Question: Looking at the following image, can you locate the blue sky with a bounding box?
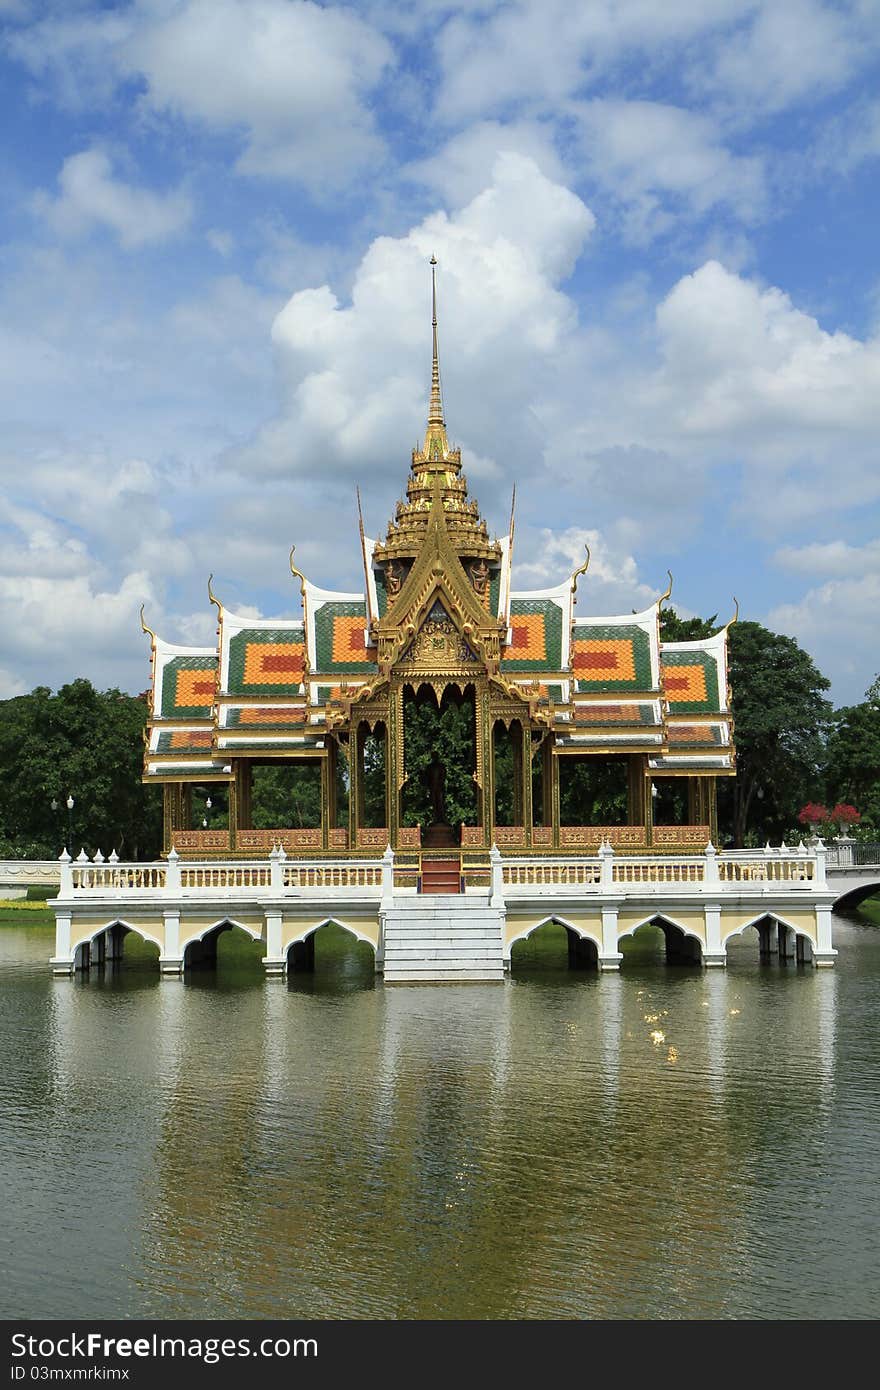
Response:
[1,0,878,705]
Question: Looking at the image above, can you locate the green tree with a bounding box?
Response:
[401,691,477,828]
[559,759,628,825]
[0,679,162,858]
[719,622,832,846]
[824,678,880,836]
[658,606,718,641]
[250,764,323,828]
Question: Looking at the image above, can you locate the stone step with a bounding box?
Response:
[384,968,504,983]
[386,953,501,963]
[382,895,505,982]
[383,934,500,945]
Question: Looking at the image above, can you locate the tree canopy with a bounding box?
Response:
[0,679,161,859]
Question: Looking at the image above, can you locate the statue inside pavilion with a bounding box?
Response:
[141,260,735,883]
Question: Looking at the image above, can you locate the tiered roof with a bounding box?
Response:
[142,261,734,783]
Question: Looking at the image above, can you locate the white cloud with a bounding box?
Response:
[434,0,753,121]
[653,259,880,435]
[242,154,595,488]
[767,572,880,701]
[698,0,874,115]
[407,119,565,206]
[34,149,192,249]
[569,100,766,241]
[10,0,393,190]
[127,0,393,186]
[513,524,658,614]
[206,229,235,258]
[775,539,880,577]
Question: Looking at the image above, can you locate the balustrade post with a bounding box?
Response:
[381,845,395,908]
[704,840,719,885]
[599,838,614,889]
[269,844,284,894]
[165,847,181,894]
[58,849,73,897]
[490,844,505,909]
[814,838,827,888]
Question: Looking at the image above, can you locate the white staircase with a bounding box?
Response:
[381,895,505,983]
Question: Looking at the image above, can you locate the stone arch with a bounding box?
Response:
[831,879,880,911]
[723,911,814,963]
[72,918,162,970]
[285,916,378,973]
[287,916,378,952]
[618,912,704,966]
[181,917,263,969]
[507,914,601,970]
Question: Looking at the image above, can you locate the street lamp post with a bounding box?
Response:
[66,794,74,856]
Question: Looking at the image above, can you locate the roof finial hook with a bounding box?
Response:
[207,573,222,616]
[571,544,591,599]
[724,596,740,630]
[139,604,157,642]
[289,545,307,603]
[659,569,673,605]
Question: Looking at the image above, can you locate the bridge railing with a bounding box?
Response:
[56,847,388,901]
[824,840,880,869]
[54,841,828,903]
[500,841,824,895]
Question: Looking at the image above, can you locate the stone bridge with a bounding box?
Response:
[826,866,880,910]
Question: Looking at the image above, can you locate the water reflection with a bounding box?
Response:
[1,913,876,1318]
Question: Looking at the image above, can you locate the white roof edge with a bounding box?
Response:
[661,629,727,654]
[221,607,303,634]
[510,578,572,602]
[153,636,216,658]
[305,580,365,606]
[573,601,658,628]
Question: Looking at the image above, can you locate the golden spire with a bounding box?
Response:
[429,256,443,428]
[423,255,450,461]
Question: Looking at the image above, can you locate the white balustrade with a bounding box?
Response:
[54,842,826,906]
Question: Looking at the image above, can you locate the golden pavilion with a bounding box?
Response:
[141,262,735,877]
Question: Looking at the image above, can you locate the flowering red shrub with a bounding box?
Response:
[798,802,829,825]
[829,803,861,826]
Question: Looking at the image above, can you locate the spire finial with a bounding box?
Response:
[428,255,444,431]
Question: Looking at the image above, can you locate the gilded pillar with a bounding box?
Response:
[522,724,534,849]
[327,739,338,831]
[688,776,700,825]
[388,687,402,849]
[162,785,174,853]
[383,724,392,836]
[707,776,718,844]
[541,737,552,828]
[481,690,495,849]
[645,776,654,848]
[320,757,329,849]
[348,721,361,851]
[628,755,647,828]
[357,725,367,832]
[237,762,252,830]
[512,722,524,827]
[228,769,239,851]
[551,748,561,850]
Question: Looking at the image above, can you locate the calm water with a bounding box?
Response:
[1,913,879,1321]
